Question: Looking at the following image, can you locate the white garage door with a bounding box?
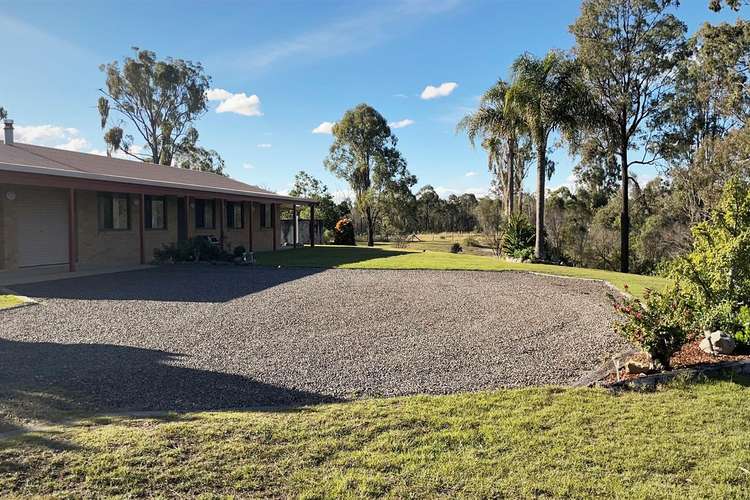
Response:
[15,188,69,267]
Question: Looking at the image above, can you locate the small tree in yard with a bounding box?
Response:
[289,171,342,231]
[324,104,416,246]
[476,197,505,256]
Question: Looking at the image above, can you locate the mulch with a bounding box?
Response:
[605,339,750,384]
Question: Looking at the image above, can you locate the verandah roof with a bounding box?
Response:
[0,141,314,205]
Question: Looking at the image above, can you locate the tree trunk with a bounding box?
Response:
[507,139,515,215]
[366,205,375,247]
[620,148,630,273]
[535,143,546,260]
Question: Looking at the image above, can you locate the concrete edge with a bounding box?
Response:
[605,359,750,390]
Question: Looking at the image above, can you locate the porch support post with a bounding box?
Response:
[139,193,145,264]
[248,201,254,251]
[68,188,77,272]
[186,196,192,240]
[310,203,315,248]
[292,204,298,248]
[272,203,277,251]
[218,198,225,248]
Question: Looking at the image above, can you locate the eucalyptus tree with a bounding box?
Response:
[457,80,525,215]
[505,50,592,259]
[570,0,687,272]
[97,47,213,166]
[708,0,746,10]
[0,107,7,120]
[324,103,416,246]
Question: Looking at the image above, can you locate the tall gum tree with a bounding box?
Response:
[570,0,687,273]
[324,103,415,246]
[97,47,212,166]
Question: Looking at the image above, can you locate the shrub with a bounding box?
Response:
[667,178,750,338]
[322,229,334,244]
[233,245,246,258]
[333,218,356,245]
[153,243,179,263]
[511,247,534,261]
[736,306,750,346]
[502,213,535,256]
[450,243,462,253]
[462,236,480,248]
[613,288,694,370]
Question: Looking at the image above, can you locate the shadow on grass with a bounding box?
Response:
[0,338,340,444]
[10,265,325,303]
[255,245,411,268]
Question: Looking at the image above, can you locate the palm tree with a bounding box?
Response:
[457,80,524,216]
[505,51,591,259]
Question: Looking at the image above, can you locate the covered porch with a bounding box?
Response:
[0,173,316,277]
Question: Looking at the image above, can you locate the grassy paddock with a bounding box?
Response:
[1,378,749,498]
[258,244,668,298]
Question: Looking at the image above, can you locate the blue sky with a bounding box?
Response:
[0,0,739,201]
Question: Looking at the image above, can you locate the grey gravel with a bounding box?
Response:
[1,266,630,412]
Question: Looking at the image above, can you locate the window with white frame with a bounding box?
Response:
[145,196,167,230]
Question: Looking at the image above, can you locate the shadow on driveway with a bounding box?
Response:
[9,265,324,303]
[0,338,339,435]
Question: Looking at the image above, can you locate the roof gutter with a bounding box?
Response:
[0,161,316,204]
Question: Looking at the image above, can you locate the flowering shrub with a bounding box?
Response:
[613,287,694,370]
[333,218,355,245]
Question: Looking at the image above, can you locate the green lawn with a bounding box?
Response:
[258,244,669,298]
[0,294,24,310]
[2,378,749,498]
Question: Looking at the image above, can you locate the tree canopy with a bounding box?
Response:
[570,0,687,272]
[505,50,593,259]
[97,47,221,172]
[324,103,416,246]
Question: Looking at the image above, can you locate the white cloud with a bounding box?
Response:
[421,82,458,100]
[312,121,335,134]
[57,137,90,152]
[207,88,263,116]
[205,88,233,101]
[465,171,478,177]
[549,174,577,192]
[243,162,256,170]
[389,118,415,129]
[434,186,489,198]
[332,189,354,203]
[256,143,272,148]
[14,124,80,145]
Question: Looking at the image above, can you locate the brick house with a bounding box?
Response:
[0,120,315,275]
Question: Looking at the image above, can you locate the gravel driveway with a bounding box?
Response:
[1,266,629,412]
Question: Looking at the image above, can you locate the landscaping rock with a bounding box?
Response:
[625,353,652,374]
[699,330,736,355]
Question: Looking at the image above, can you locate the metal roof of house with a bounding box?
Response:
[0,141,314,204]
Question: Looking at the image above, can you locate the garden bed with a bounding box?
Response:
[605,340,750,384]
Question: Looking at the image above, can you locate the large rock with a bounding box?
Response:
[625,353,652,374]
[699,330,736,355]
